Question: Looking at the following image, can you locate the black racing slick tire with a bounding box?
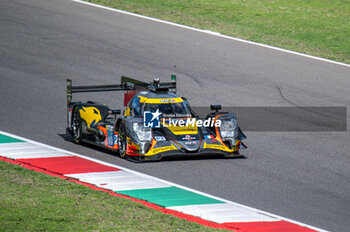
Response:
[118,123,127,158]
[72,107,82,144]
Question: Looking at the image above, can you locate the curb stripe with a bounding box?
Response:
[1,148,65,156]
[67,171,171,191]
[17,156,120,175]
[2,152,72,159]
[116,186,224,207]
[222,221,318,232]
[0,142,39,150]
[0,142,73,159]
[0,134,24,143]
[168,203,279,223]
[0,131,326,231]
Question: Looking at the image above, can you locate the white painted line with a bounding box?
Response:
[169,203,279,223]
[72,0,349,68]
[0,131,327,232]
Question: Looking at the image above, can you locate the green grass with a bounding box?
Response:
[87,0,350,64]
[0,161,228,232]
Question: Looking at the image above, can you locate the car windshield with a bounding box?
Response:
[143,102,191,117]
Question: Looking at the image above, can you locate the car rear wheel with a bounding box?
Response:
[118,123,127,158]
[72,107,82,144]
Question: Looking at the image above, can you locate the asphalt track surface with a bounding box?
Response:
[1,0,349,231]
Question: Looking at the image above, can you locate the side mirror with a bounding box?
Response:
[211,104,221,112]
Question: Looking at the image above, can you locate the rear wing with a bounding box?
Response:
[67,75,177,106]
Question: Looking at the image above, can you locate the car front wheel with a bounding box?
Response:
[118,123,127,158]
[72,107,82,144]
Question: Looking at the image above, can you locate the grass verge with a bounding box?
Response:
[0,161,227,232]
[86,0,350,64]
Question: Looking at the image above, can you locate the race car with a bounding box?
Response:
[66,75,246,161]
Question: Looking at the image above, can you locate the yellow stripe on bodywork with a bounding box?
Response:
[138,96,183,104]
[145,144,177,156]
[203,142,233,152]
[124,106,131,116]
[79,106,102,127]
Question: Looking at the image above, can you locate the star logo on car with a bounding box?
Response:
[151,109,162,121]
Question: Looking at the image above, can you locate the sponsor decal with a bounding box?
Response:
[163,113,191,118]
[163,117,221,128]
[160,99,176,103]
[144,109,161,128]
[182,135,196,140]
[146,145,176,155]
[143,110,221,128]
[155,136,166,141]
[204,144,225,149]
[155,141,169,147]
[184,141,197,145]
[107,125,114,146]
[203,142,233,152]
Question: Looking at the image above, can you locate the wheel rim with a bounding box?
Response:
[72,109,81,139]
[118,125,127,157]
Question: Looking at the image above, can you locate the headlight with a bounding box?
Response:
[133,123,152,142]
[219,119,237,138]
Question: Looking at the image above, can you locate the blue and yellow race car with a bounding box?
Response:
[66,76,246,161]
